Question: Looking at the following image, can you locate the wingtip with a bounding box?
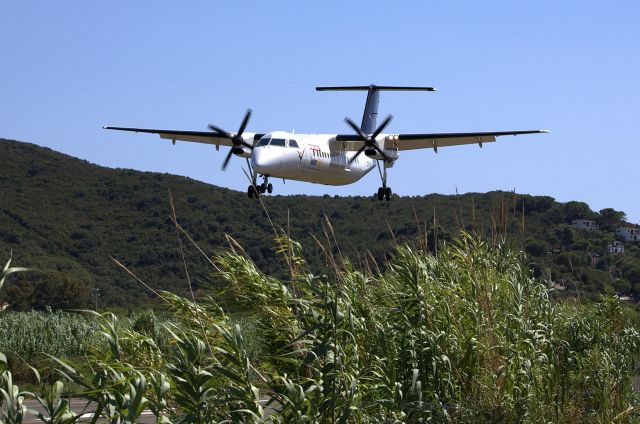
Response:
[541,129,550,133]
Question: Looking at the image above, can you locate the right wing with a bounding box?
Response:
[391,130,548,151]
[335,129,548,151]
[103,126,264,147]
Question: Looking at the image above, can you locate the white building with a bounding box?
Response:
[608,241,624,254]
[615,227,640,242]
[572,219,598,230]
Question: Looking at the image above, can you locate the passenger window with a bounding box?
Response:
[289,139,299,148]
[271,138,286,147]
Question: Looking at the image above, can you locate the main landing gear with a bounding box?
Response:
[377,186,392,201]
[374,160,392,201]
[247,174,273,198]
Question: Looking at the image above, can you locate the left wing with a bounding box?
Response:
[335,130,548,151]
[103,126,264,147]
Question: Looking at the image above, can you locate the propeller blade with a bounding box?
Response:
[237,109,252,136]
[344,117,367,140]
[221,149,234,171]
[240,140,254,150]
[208,124,232,139]
[348,145,367,165]
[372,115,393,139]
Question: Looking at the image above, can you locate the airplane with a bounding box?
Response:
[104,85,548,201]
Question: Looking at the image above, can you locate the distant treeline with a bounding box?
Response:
[1,138,639,310]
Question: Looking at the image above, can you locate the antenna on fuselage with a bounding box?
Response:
[315,85,436,134]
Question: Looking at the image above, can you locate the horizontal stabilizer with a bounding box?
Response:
[316,85,436,92]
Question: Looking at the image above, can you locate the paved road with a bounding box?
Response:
[23,398,275,423]
[23,399,156,423]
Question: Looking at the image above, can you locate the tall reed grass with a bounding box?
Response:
[2,234,640,422]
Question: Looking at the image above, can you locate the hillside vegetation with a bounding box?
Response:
[1,138,639,310]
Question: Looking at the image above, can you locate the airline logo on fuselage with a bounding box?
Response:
[309,144,321,166]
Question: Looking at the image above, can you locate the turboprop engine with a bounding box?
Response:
[208,109,255,170]
[231,143,253,158]
[364,145,399,162]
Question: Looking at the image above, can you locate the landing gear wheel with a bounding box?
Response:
[248,185,259,198]
[385,187,392,201]
[260,183,267,194]
[267,183,273,194]
[377,187,384,201]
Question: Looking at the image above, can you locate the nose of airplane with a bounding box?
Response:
[251,147,277,172]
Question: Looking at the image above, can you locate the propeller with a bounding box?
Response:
[208,109,254,170]
[344,114,393,165]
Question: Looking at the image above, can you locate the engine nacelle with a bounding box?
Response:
[364,145,399,162]
[232,145,252,158]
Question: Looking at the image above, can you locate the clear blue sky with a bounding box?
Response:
[2,1,639,221]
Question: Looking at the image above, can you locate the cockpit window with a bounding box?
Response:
[289,139,299,148]
[271,138,286,147]
[256,136,270,147]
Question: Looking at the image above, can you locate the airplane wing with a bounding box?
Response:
[335,130,548,151]
[103,126,264,147]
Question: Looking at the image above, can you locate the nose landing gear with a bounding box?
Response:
[260,182,273,194]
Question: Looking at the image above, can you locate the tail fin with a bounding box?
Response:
[316,85,436,133]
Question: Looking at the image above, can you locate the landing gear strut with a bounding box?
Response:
[375,161,391,201]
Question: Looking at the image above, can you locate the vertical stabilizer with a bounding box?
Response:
[361,86,380,134]
[316,85,436,134]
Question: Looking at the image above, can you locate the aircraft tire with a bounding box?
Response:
[377,187,384,201]
[247,185,254,198]
[260,183,267,193]
[267,183,273,194]
[385,187,392,201]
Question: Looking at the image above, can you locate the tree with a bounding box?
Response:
[598,208,626,230]
[525,239,548,257]
[556,226,576,247]
[563,201,595,223]
[31,270,91,310]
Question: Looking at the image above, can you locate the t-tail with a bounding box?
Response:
[316,84,436,134]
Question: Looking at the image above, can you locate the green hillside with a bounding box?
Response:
[1,138,639,310]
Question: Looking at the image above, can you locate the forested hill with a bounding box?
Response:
[2,138,639,310]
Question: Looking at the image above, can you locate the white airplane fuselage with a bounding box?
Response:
[251,131,383,186]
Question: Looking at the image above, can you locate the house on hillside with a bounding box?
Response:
[572,219,598,230]
[615,227,640,242]
[608,241,625,254]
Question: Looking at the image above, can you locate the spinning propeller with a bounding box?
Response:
[208,109,254,170]
[344,115,393,165]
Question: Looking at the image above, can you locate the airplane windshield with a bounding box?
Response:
[256,137,270,147]
[271,138,286,147]
[289,139,299,148]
